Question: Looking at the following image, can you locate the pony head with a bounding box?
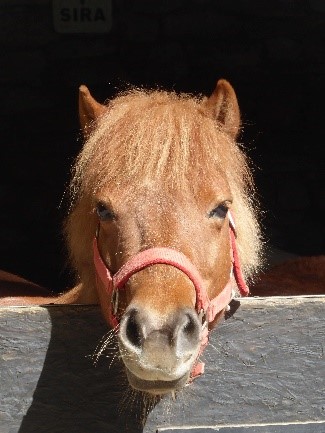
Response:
[65,80,262,395]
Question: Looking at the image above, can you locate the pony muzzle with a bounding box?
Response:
[118,306,202,393]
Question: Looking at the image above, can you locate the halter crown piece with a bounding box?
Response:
[93,211,249,381]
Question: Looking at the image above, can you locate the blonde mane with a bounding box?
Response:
[66,88,263,294]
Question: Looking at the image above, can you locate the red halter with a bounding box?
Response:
[93,211,249,380]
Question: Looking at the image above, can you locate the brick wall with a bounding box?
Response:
[0,0,324,290]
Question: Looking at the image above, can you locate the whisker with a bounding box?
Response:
[91,327,119,366]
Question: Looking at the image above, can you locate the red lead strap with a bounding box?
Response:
[93,211,249,379]
[228,211,250,297]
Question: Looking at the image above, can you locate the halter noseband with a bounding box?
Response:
[93,211,249,380]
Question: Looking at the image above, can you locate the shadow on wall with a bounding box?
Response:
[12,306,159,433]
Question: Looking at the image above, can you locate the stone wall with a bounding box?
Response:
[0,0,324,290]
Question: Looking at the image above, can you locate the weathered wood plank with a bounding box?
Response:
[0,297,324,433]
[157,421,325,432]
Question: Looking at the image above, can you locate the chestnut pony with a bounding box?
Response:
[0,80,263,395]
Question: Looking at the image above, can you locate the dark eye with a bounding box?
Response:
[208,203,229,219]
[96,202,115,221]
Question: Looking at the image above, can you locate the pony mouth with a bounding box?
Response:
[125,368,189,395]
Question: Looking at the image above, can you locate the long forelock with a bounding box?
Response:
[68,88,263,281]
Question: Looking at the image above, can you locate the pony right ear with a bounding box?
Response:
[78,85,106,136]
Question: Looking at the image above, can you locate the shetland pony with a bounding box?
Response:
[1,80,264,394]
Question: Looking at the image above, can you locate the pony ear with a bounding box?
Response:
[205,79,241,138]
[79,85,106,135]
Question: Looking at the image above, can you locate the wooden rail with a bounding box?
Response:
[1,296,324,433]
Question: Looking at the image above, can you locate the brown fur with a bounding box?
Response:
[251,256,325,296]
[0,270,53,306]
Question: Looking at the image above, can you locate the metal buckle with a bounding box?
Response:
[228,211,236,237]
[198,309,208,329]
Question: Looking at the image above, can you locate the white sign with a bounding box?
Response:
[53,0,112,34]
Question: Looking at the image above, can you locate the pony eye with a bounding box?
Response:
[208,203,229,219]
[96,202,115,221]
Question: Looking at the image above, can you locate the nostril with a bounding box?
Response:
[175,310,201,351]
[125,309,143,349]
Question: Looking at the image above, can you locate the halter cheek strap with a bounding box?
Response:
[93,211,249,379]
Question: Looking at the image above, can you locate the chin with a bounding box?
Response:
[125,368,190,396]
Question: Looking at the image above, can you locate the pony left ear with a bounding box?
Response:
[205,79,241,139]
[79,85,106,135]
